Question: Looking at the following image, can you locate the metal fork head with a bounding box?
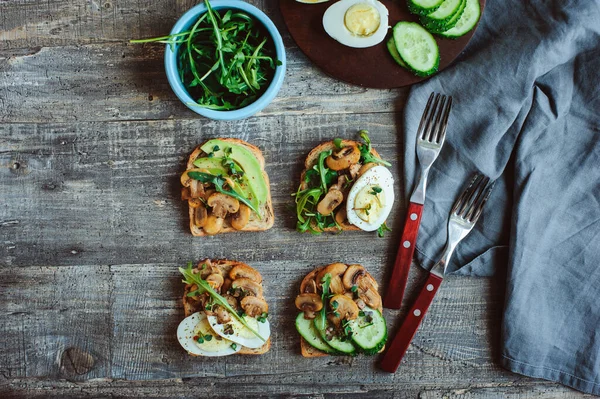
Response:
[417,92,453,148]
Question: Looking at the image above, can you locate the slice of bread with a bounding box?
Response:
[299,140,384,233]
[183,259,271,356]
[183,138,274,236]
[296,263,384,358]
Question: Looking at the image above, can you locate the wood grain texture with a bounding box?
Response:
[0,0,589,397]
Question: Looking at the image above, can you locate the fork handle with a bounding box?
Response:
[383,202,423,309]
[380,272,443,373]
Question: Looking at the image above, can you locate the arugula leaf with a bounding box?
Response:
[377,222,392,238]
[333,138,343,149]
[188,171,261,218]
[317,150,332,193]
[314,273,332,333]
[180,262,266,342]
[358,130,392,167]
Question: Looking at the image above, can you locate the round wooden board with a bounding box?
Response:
[280,0,485,88]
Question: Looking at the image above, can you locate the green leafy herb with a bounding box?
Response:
[179,262,266,342]
[333,138,343,149]
[231,343,237,350]
[130,0,280,111]
[314,273,332,334]
[358,130,391,167]
[257,312,268,323]
[351,286,359,293]
[377,222,392,238]
[204,334,213,341]
[370,186,383,195]
[197,336,205,344]
[187,171,261,218]
[317,150,332,194]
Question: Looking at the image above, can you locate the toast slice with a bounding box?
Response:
[182,138,274,236]
[297,138,386,233]
[296,263,385,357]
[183,259,271,355]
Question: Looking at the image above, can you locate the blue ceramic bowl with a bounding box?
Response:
[164,0,286,120]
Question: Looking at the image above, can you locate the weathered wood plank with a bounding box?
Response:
[1,261,508,382]
[0,43,405,123]
[0,113,405,269]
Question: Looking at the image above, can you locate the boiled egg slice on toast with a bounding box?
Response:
[177,312,241,356]
[346,165,394,231]
[207,313,271,349]
[323,0,389,48]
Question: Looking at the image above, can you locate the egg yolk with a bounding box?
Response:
[354,184,386,223]
[344,3,381,37]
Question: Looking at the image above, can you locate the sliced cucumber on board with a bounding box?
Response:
[392,22,440,77]
[386,38,408,68]
[439,0,481,38]
[348,307,388,354]
[421,0,466,33]
[420,0,463,26]
[407,0,445,16]
[295,313,337,354]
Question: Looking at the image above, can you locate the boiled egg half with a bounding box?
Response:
[346,165,394,231]
[207,314,271,349]
[323,0,389,48]
[177,312,241,357]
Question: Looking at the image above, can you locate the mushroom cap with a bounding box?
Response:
[329,294,359,325]
[299,267,321,294]
[231,278,263,298]
[206,273,224,291]
[342,264,367,290]
[357,275,381,309]
[326,144,361,171]
[241,296,269,317]
[231,204,251,230]
[194,203,208,228]
[229,264,262,284]
[295,293,323,313]
[316,189,344,216]
[316,263,348,290]
[207,193,240,218]
[214,304,231,324]
[203,214,224,235]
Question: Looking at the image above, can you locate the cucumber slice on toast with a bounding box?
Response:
[295,312,337,354]
[407,0,444,16]
[349,307,388,354]
[421,0,463,26]
[392,22,440,77]
[439,0,480,38]
[314,319,357,355]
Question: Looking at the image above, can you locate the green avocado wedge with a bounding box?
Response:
[200,139,269,208]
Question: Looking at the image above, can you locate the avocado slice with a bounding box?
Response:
[192,157,251,205]
[200,140,268,206]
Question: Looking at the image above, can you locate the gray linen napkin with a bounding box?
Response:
[402,0,600,394]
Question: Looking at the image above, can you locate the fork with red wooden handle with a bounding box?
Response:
[384,93,452,309]
[380,174,495,372]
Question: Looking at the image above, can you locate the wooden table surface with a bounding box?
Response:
[0,1,590,398]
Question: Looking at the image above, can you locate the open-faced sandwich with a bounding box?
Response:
[181,138,274,236]
[177,260,271,356]
[295,263,387,356]
[293,130,394,235]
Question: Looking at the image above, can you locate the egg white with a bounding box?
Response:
[322,0,389,48]
[346,165,395,231]
[207,313,271,349]
[177,312,241,357]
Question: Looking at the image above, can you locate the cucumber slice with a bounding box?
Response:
[392,22,440,77]
[295,313,337,354]
[407,0,444,16]
[422,0,466,33]
[421,0,462,26]
[439,0,480,38]
[314,319,357,355]
[386,38,407,68]
[349,307,387,355]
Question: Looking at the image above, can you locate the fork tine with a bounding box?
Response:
[435,96,452,144]
[416,93,435,140]
[470,181,495,222]
[427,95,447,142]
[464,176,490,220]
[451,174,479,214]
[421,93,441,140]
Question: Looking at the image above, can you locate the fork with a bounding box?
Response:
[384,92,453,309]
[380,174,495,373]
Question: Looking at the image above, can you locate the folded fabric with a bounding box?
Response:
[402,0,600,395]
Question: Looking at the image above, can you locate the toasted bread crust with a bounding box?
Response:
[297,264,384,358]
[299,140,383,233]
[185,138,274,236]
[183,259,270,356]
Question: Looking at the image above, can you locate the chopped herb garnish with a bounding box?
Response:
[197,336,205,344]
[377,222,392,238]
[351,286,359,293]
[213,145,220,152]
[358,130,391,167]
[204,334,213,341]
[257,312,268,323]
[231,343,237,350]
[370,186,383,195]
[333,138,343,149]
